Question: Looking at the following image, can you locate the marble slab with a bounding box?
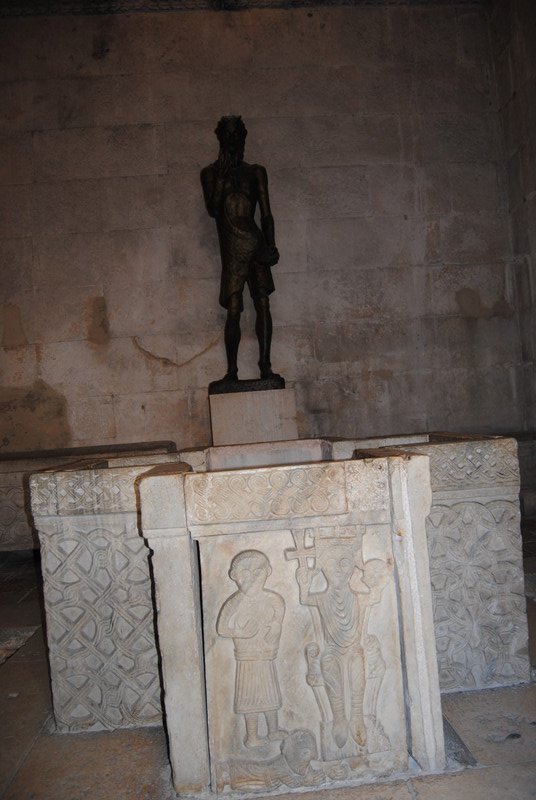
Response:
[28,456,190,732]
[209,388,298,446]
[0,443,178,551]
[370,438,530,692]
[139,455,445,796]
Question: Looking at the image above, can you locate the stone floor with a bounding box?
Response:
[0,549,535,800]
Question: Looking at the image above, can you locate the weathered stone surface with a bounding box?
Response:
[140,454,444,796]
[492,0,536,431]
[0,133,33,185]
[209,388,298,447]
[367,437,530,692]
[418,112,495,164]
[0,238,33,304]
[0,5,524,449]
[33,125,166,182]
[206,439,332,471]
[26,454,188,729]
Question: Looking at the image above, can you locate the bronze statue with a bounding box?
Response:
[201,116,283,392]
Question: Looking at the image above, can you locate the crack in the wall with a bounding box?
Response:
[133,335,220,369]
[133,336,180,368]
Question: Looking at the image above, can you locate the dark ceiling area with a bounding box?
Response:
[0,0,492,19]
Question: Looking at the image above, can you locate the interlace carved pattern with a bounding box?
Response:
[0,485,34,549]
[32,469,142,518]
[30,473,58,517]
[187,465,347,524]
[40,525,161,731]
[428,440,519,491]
[426,499,529,691]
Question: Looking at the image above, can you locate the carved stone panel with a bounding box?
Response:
[38,518,161,731]
[199,523,407,794]
[426,439,520,492]
[426,498,530,691]
[186,464,347,525]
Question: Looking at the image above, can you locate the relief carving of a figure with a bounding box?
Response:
[217,550,287,748]
[291,536,390,754]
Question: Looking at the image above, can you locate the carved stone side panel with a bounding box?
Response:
[30,472,59,517]
[426,498,530,691]
[0,484,34,549]
[186,464,347,525]
[53,468,146,515]
[427,439,519,492]
[31,467,152,519]
[200,524,407,795]
[39,518,161,731]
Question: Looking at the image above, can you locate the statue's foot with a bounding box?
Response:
[222,370,238,382]
[332,718,349,749]
[244,734,266,748]
[350,716,366,747]
[259,368,282,381]
[267,728,288,741]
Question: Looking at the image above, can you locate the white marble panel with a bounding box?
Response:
[209,388,298,446]
[200,525,408,794]
[140,454,445,796]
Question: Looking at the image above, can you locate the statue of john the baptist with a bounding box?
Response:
[201,116,283,388]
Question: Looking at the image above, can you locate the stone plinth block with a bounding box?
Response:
[1,443,178,551]
[384,437,530,693]
[29,455,190,732]
[140,455,445,797]
[209,388,298,446]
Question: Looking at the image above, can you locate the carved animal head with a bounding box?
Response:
[281,729,318,775]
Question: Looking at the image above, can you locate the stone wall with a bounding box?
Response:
[0,3,522,451]
[492,0,536,430]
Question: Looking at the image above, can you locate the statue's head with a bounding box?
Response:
[229,549,271,593]
[215,115,247,159]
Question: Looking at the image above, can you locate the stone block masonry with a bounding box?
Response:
[0,4,524,452]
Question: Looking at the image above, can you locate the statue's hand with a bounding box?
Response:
[296,566,312,587]
[257,244,279,267]
[217,150,231,177]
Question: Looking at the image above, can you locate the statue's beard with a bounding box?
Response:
[224,147,243,168]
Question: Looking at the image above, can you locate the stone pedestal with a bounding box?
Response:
[28,432,529,739]
[209,388,298,446]
[140,455,445,797]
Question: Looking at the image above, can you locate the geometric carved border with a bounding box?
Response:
[428,440,519,492]
[40,520,161,731]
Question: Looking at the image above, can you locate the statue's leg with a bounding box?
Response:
[224,293,242,380]
[265,709,287,740]
[320,649,348,748]
[254,295,273,379]
[243,713,264,747]
[348,646,366,746]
